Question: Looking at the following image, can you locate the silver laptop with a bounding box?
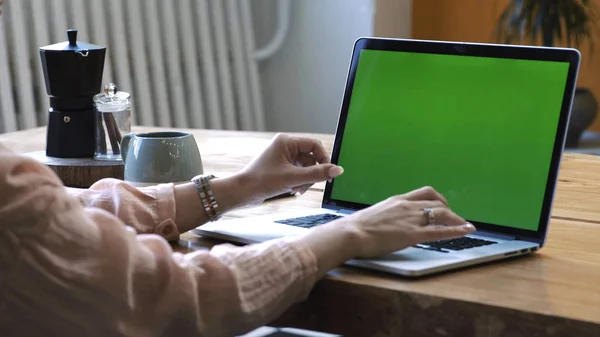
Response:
[195,37,581,277]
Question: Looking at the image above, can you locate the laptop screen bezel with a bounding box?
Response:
[321,37,581,242]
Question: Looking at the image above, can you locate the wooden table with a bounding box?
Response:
[2,127,600,337]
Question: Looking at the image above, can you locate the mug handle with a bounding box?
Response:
[120,133,134,163]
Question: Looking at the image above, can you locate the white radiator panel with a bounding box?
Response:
[0,0,291,133]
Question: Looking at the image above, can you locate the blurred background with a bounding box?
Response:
[0,0,598,150]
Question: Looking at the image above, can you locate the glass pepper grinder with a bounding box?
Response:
[93,83,131,161]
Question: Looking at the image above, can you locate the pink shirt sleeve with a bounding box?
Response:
[66,179,181,241]
[0,143,318,337]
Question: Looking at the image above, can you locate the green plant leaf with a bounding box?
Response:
[495,0,598,49]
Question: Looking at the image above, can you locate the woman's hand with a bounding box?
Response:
[240,133,343,201]
[298,186,475,278]
[338,186,474,258]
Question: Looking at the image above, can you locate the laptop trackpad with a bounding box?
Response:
[346,246,467,273]
[362,247,461,262]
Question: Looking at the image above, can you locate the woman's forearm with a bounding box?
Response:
[66,173,258,237]
[175,174,363,278]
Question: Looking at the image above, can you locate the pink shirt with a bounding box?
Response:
[0,143,318,336]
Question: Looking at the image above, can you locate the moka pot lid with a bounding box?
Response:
[40,29,105,53]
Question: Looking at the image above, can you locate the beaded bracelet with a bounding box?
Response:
[191,174,221,221]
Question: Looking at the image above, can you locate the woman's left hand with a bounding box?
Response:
[239,133,344,201]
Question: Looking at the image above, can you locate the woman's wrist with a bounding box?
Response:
[296,219,362,279]
[174,173,254,233]
[210,172,257,211]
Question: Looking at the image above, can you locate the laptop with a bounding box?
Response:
[194,37,581,277]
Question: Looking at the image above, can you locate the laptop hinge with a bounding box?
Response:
[322,204,355,214]
[474,230,517,241]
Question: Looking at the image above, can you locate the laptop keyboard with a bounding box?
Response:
[275,213,343,228]
[414,237,497,253]
[276,214,498,254]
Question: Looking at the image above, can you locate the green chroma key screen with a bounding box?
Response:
[330,49,570,231]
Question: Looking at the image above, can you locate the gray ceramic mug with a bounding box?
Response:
[120,131,203,186]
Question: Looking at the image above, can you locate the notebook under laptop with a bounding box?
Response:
[194,37,581,277]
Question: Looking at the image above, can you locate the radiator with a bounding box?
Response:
[0,0,290,133]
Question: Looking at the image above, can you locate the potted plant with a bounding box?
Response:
[495,0,599,147]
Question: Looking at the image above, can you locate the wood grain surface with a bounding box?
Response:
[22,151,124,188]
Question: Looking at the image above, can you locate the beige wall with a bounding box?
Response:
[374,0,412,38]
